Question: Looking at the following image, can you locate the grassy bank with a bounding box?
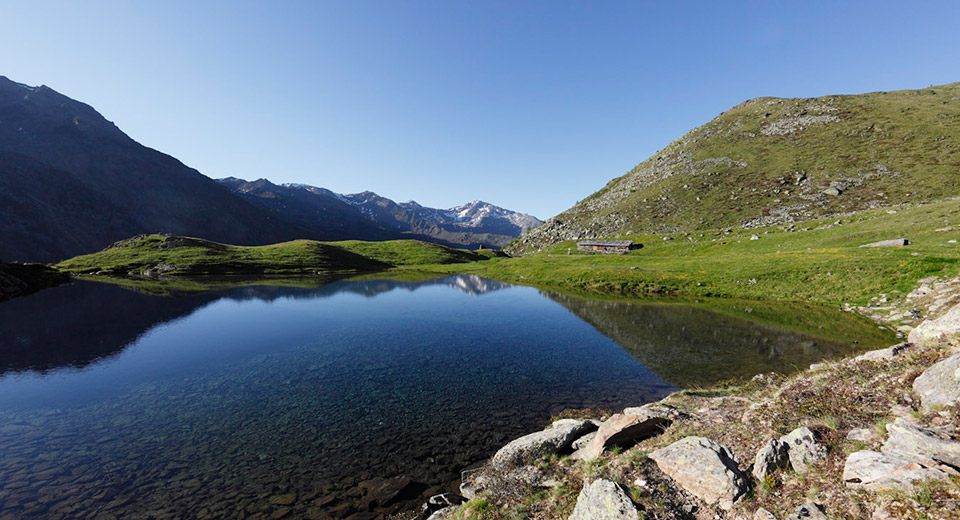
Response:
[55,234,487,277]
[55,199,960,308]
[410,198,960,305]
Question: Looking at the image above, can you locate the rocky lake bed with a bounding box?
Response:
[0,274,894,519]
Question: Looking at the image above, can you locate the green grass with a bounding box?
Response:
[514,82,960,254]
[332,239,485,265]
[55,197,960,309]
[412,198,960,305]
[55,234,486,277]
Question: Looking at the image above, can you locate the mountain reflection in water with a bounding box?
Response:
[0,275,509,376]
[0,275,888,519]
[543,291,887,387]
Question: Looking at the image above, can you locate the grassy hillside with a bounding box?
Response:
[511,82,960,254]
[411,198,960,313]
[55,234,486,277]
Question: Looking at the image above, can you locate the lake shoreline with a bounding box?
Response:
[418,276,960,520]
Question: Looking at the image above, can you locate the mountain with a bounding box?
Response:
[509,82,960,254]
[0,76,311,262]
[218,177,542,248]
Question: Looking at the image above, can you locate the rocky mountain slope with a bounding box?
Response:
[218,177,542,249]
[510,82,960,254]
[0,76,311,263]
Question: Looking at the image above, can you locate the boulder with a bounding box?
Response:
[579,413,671,461]
[568,479,638,520]
[882,417,960,470]
[908,303,960,344]
[571,432,597,451]
[459,468,490,500]
[754,508,777,520]
[912,353,960,408]
[426,506,460,520]
[419,493,465,518]
[780,427,826,473]
[859,239,909,248]
[752,439,790,481]
[783,502,827,520]
[489,419,596,469]
[649,436,748,510]
[622,403,682,421]
[854,342,912,362]
[846,428,879,444]
[843,450,948,490]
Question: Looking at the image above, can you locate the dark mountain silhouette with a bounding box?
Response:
[0,76,307,262]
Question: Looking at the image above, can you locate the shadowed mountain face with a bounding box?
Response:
[218,177,542,249]
[0,76,308,262]
[543,291,872,387]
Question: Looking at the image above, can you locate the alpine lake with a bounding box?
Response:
[0,274,893,519]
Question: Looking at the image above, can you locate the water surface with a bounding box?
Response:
[0,275,884,518]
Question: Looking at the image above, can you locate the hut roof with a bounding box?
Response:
[576,240,633,247]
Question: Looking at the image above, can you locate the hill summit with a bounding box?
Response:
[509,82,960,254]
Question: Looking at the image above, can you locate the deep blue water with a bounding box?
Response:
[0,275,866,519]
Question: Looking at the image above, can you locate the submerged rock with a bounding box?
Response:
[780,427,826,473]
[752,438,789,481]
[649,436,748,510]
[568,479,638,520]
[489,419,596,469]
[359,475,417,508]
[912,353,960,408]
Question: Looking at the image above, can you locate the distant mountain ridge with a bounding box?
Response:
[0,75,539,261]
[218,177,542,249]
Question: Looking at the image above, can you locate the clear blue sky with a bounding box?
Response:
[2,1,958,219]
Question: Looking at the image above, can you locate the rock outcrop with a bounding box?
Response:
[780,427,827,473]
[843,450,948,490]
[489,419,596,469]
[854,342,912,363]
[783,502,828,520]
[568,479,639,520]
[649,437,748,510]
[752,439,790,481]
[883,417,960,470]
[578,412,671,461]
[908,302,960,344]
[912,353,960,409]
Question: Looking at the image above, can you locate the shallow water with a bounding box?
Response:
[0,275,880,518]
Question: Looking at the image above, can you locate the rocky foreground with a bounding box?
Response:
[412,289,960,519]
